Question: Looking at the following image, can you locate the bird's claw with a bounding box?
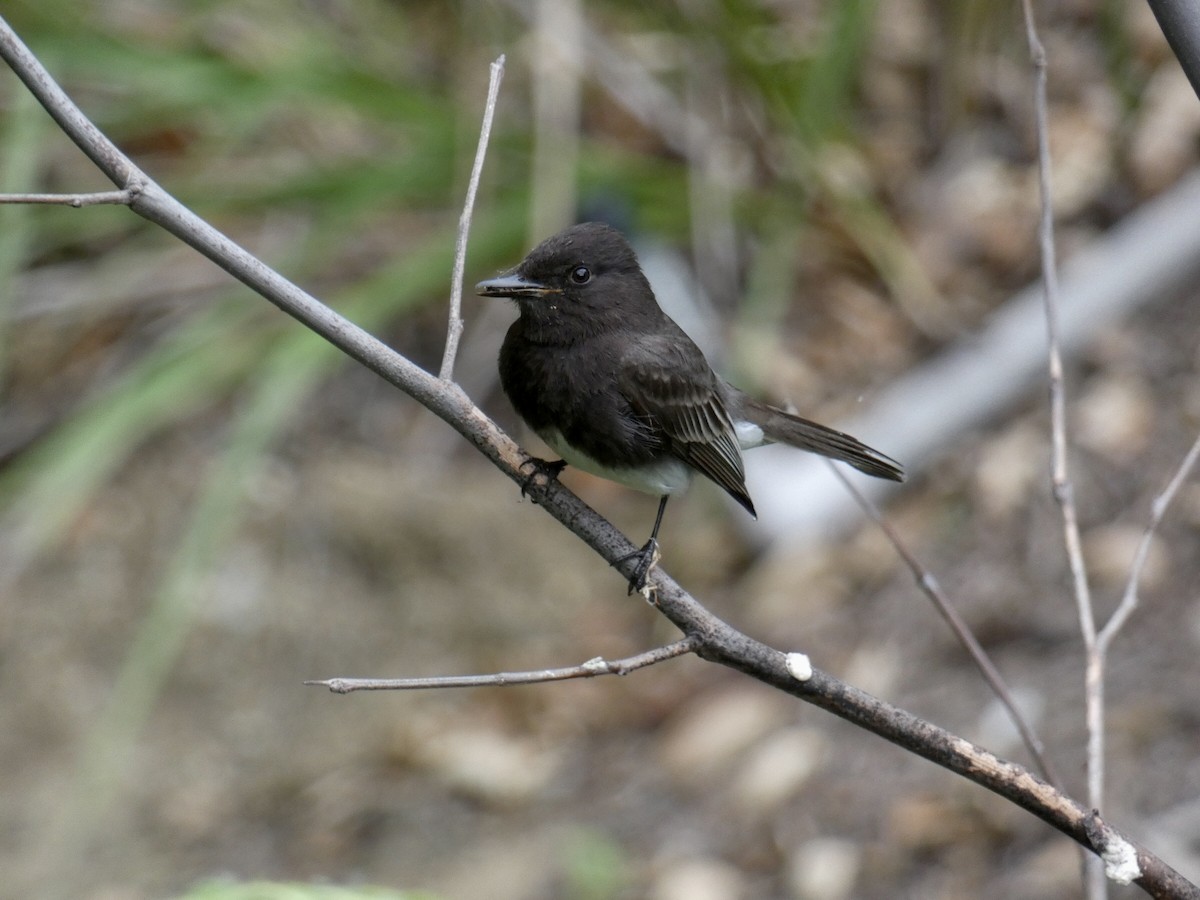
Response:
[519,457,567,498]
[615,537,661,597]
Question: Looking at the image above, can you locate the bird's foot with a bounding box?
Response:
[519,457,567,498]
[615,537,661,597]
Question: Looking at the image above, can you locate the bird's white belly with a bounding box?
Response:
[539,428,693,496]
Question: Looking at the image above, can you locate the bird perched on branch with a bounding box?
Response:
[477,222,903,593]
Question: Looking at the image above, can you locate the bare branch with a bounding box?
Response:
[440,54,505,382]
[1145,0,1200,100]
[306,637,699,693]
[0,189,133,206]
[829,462,1064,791]
[1,15,1196,897]
[1099,428,1200,651]
[1021,1,1096,645]
[1021,4,1106,896]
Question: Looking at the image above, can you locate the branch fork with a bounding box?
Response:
[0,14,1196,898]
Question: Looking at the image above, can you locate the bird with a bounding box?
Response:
[476,221,903,593]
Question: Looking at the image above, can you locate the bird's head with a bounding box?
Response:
[476,222,657,334]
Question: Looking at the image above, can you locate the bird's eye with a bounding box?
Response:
[570,265,591,285]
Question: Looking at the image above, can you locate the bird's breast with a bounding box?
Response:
[500,327,671,470]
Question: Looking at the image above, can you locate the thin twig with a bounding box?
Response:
[1099,428,1200,651]
[439,54,505,382]
[306,637,699,693]
[1021,3,1105,897]
[1,16,1196,896]
[1021,13,1082,621]
[0,189,133,206]
[1021,2,1096,645]
[829,462,1064,791]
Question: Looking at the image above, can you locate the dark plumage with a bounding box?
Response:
[477,222,903,591]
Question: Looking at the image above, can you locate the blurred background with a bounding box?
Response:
[1,1,1199,898]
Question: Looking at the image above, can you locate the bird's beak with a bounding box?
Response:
[475,271,559,299]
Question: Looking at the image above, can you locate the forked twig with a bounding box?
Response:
[1,15,1195,896]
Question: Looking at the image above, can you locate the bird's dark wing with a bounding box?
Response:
[619,335,755,516]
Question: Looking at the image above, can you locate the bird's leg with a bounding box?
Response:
[518,456,567,498]
[615,495,669,595]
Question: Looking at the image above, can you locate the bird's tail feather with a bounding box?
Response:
[738,396,904,482]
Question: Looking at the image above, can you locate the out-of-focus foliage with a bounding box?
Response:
[8,2,1188,898]
[0,0,982,594]
[0,2,525,557]
[182,881,438,900]
[2,5,953,891]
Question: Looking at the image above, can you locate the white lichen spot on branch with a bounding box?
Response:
[786,652,813,681]
[1101,835,1141,885]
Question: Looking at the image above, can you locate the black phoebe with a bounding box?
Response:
[477,222,903,592]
